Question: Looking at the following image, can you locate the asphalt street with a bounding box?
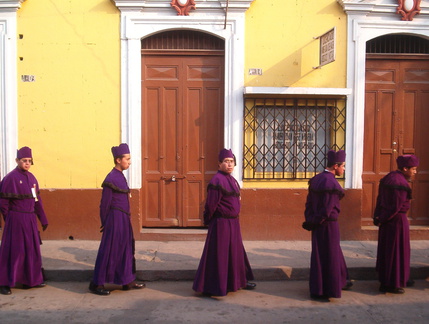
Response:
[0,280,428,324]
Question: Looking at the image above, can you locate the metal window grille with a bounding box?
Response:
[141,30,225,51]
[243,98,346,180]
[366,35,429,54]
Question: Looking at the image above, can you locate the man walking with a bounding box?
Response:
[89,143,145,295]
[0,147,48,295]
[373,155,419,294]
[193,148,255,296]
[303,149,351,300]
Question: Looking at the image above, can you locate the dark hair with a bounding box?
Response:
[327,162,343,168]
[219,155,236,165]
[113,155,125,164]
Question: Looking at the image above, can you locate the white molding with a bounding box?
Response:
[337,0,429,16]
[0,0,24,177]
[244,87,352,96]
[337,0,429,189]
[112,0,254,187]
[0,0,25,11]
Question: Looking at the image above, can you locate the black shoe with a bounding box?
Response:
[342,280,353,290]
[201,292,213,297]
[310,293,329,300]
[244,282,256,290]
[406,279,415,287]
[23,283,46,289]
[379,285,405,294]
[89,282,110,296]
[122,282,146,290]
[0,286,11,295]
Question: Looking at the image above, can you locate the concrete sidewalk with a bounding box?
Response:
[40,240,429,282]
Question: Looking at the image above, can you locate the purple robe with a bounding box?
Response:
[304,171,348,298]
[193,171,254,296]
[0,167,48,287]
[374,170,411,288]
[92,168,135,286]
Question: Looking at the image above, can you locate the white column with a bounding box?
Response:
[0,0,25,177]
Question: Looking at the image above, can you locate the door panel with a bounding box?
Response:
[142,54,224,227]
[363,59,429,226]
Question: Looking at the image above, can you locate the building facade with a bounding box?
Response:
[0,0,428,240]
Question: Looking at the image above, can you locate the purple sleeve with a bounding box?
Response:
[33,178,48,226]
[34,195,48,226]
[304,191,313,221]
[377,188,408,223]
[309,191,336,224]
[305,174,341,224]
[0,198,9,220]
[99,186,113,226]
[203,187,222,225]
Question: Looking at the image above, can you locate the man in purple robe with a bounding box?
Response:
[303,150,352,300]
[89,143,145,295]
[373,155,419,294]
[193,148,255,296]
[0,147,48,295]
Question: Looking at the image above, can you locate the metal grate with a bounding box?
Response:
[141,30,225,51]
[243,98,346,180]
[366,34,429,54]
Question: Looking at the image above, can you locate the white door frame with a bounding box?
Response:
[112,0,254,188]
[337,0,429,188]
[0,0,23,177]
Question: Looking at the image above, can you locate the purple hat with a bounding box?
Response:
[17,146,32,159]
[396,155,419,168]
[218,148,234,162]
[327,150,346,165]
[111,143,130,157]
[17,146,33,164]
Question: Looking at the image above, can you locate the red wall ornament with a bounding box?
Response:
[397,0,421,21]
[171,0,196,16]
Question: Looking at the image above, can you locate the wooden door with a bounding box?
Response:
[363,57,429,226]
[141,54,224,227]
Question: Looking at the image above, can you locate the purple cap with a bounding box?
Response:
[396,155,419,168]
[111,143,130,157]
[327,150,345,165]
[17,146,32,159]
[219,148,234,162]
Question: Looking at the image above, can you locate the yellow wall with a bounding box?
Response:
[17,0,120,188]
[15,0,347,189]
[243,0,347,189]
[245,0,347,88]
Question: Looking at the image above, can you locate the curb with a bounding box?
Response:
[43,266,429,282]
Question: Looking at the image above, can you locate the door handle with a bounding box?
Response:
[171,175,186,181]
[160,175,187,181]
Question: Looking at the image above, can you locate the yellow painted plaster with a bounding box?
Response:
[15,0,347,189]
[17,0,120,188]
[245,0,347,88]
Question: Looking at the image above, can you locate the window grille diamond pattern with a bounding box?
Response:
[243,98,346,180]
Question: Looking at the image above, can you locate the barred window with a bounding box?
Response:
[243,97,346,180]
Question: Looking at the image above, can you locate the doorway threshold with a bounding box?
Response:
[361,225,429,231]
[138,227,208,241]
[360,225,429,241]
[141,228,208,234]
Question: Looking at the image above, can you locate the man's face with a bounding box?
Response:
[334,163,345,177]
[219,158,235,174]
[16,158,32,171]
[402,166,417,181]
[116,154,131,171]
